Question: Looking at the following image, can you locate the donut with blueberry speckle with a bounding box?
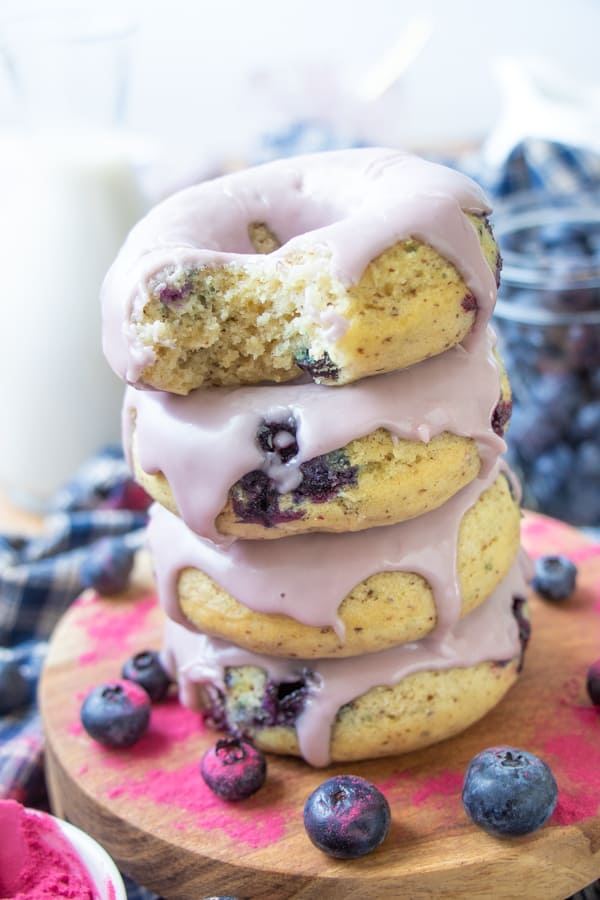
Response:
[102,148,500,394]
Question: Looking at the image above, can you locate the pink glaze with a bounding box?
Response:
[0,801,99,899]
[161,554,528,766]
[101,148,496,385]
[125,326,505,544]
[148,460,512,642]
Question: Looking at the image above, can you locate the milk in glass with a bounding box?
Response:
[0,9,146,506]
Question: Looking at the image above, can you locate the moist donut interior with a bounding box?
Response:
[135,213,500,393]
[140,221,350,391]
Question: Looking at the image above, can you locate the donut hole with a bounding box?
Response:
[247,222,282,255]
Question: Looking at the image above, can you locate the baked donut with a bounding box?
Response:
[161,555,530,765]
[102,148,500,394]
[125,328,511,542]
[148,469,521,659]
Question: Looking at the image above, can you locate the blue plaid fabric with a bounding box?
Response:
[0,448,160,899]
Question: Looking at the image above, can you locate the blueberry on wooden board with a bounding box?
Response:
[81,680,150,748]
[122,650,172,702]
[303,775,391,859]
[462,746,558,837]
[532,555,577,601]
[200,738,266,801]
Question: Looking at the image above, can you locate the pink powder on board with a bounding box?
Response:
[410,771,464,808]
[71,699,203,769]
[75,594,157,666]
[377,768,463,822]
[72,689,283,847]
[105,761,286,849]
[543,717,600,826]
[78,651,100,667]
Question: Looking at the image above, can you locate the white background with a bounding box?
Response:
[1,0,600,163]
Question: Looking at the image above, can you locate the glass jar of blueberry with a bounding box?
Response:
[493,194,600,526]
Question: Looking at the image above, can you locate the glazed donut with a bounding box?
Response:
[148,470,521,659]
[102,148,500,394]
[161,555,530,765]
[125,329,511,542]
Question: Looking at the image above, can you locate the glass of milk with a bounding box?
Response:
[0,7,147,508]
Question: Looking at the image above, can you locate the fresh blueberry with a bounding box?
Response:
[122,650,172,702]
[566,324,600,370]
[506,405,563,462]
[577,441,600,478]
[530,373,582,425]
[524,444,574,509]
[532,555,577,601]
[80,537,135,595]
[200,737,266,801]
[462,746,558,837]
[80,679,150,748]
[0,660,32,715]
[564,478,600,527]
[586,660,600,706]
[303,774,391,859]
[573,401,600,441]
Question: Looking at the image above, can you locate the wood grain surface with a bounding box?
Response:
[40,514,600,900]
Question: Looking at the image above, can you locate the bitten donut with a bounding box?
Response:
[161,557,530,765]
[125,329,511,542]
[149,469,522,659]
[102,148,500,394]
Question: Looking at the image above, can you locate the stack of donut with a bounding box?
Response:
[102,148,530,767]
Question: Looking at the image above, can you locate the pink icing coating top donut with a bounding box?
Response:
[101,147,495,385]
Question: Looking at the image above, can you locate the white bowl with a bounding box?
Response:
[54,817,127,900]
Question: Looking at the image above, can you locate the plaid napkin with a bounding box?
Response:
[2,138,599,900]
[0,448,158,900]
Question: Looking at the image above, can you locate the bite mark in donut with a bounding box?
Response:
[101,149,500,393]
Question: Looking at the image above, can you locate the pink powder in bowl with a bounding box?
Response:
[0,801,125,900]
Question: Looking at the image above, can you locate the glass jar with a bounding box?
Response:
[0,8,146,508]
[492,194,600,527]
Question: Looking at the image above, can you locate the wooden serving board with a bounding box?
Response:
[40,513,600,900]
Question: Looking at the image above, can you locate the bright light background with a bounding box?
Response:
[1,0,599,165]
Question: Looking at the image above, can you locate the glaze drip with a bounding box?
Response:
[147,460,508,643]
[161,553,528,766]
[126,327,505,544]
